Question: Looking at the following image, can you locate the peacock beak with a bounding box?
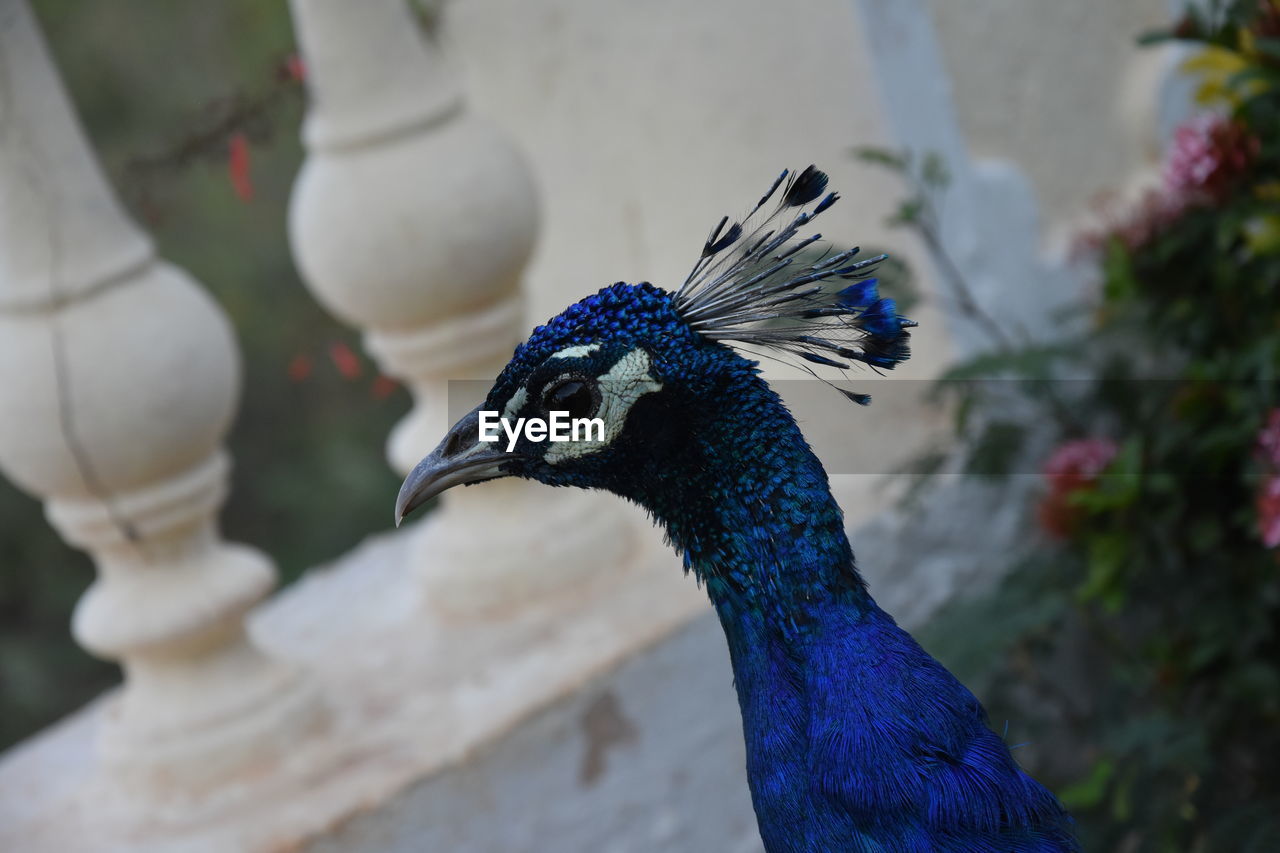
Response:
[394,404,515,526]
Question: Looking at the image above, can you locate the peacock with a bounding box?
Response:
[395,167,1078,852]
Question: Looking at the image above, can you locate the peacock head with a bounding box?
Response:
[395,167,915,524]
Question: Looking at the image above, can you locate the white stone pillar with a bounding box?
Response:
[0,0,319,794]
[287,0,633,615]
[853,0,1086,356]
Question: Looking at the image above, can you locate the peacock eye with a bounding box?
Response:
[542,377,599,420]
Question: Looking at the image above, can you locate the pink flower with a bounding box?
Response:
[1044,439,1119,490]
[1164,115,1258,203]
[1257,408,1280,468]
[1038,439,1119,539]
[1074,115,1258,255]
[1257,476,1280,548]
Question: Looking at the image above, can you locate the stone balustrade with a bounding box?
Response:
[287,0,636,617]
[0,1,700,848]
[0,0,320,799]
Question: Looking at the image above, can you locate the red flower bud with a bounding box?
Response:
[228,132,254,203]
[328,341,363,380]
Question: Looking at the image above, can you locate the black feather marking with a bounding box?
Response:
[795,335,846,353]
[839,389,873,406]
[813,192,839,215]
[799,306,858,319]
[702,216,729,257]
[707,221,744,256]
[801,351,850,369]
[783,165,828,207]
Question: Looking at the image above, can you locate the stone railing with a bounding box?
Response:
[0,0,1182,849]
[0,0,321,800]
[0,0,701,848]
[286,0,636,617]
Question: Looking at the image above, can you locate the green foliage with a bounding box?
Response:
[878,4,1280,849]
[0,486,115,749]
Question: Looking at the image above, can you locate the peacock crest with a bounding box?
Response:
[673,166,915,404]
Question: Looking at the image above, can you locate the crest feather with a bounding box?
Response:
[673,166,915,403]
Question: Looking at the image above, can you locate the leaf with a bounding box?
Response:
[1102,237,1139,303]
[887,198,924,228]
[1181,46,1249,77]
[1136,28,1177,46]
[1058,758,1116,810]
[1226,66,1280,99]
[1078,532,1127,611]
[921,152,951,189]
[1182,45,1251,106]
[1111,766,1136,822]
[1254,37,1280,61]
[1244,214,1280,255]
[963,421,1027,478]
[850,145,909,172]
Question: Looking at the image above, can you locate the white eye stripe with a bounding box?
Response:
[501,386,528,420]
[550,344,601,360]
[504,343,596,417]
[544,347,661,464]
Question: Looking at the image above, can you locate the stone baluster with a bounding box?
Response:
[852,0,1086,357]
[287,0,632,615]
[0,0,319,795]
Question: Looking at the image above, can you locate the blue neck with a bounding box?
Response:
[619,368,879,846]
[625,367,870,632]
[608,361,1080,850]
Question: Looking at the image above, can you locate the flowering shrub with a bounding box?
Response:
[1256,475,1280,547]
[1256,409,1280,547]
[1038,439,1119,540]
[1164,113,1259,201]
[872,2,1280,848]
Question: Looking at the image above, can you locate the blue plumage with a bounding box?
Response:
[836,278,879,308]
[396,168,1078,851]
